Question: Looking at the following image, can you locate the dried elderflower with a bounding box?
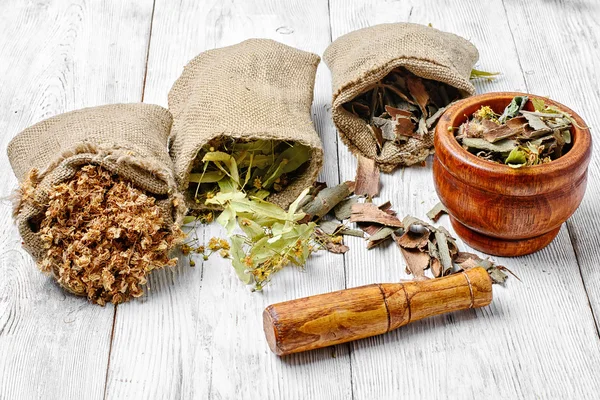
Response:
[37,165,185,305]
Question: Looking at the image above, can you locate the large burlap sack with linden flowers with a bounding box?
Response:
[7,103,186,304]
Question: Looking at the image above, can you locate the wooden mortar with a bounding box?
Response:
[434,92,592,256]
[263,267,492,356]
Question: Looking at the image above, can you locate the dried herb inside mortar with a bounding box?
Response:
[455,96,575,168]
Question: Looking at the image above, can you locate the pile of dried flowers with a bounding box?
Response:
[35,165,185,305]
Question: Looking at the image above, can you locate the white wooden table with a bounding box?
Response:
[1,1,599,399]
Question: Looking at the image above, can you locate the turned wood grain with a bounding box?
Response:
[433,92,592,255]
[264,268,492,355]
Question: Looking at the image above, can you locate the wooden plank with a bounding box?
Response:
[329,0,600,398]
[501,0,600,332]
[104,1,353,399]
[0,1,154,399]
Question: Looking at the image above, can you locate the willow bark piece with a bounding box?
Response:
[354,155,380,197]
[301,181,355,222]
[426,202,448,222]
[350,202,403,228]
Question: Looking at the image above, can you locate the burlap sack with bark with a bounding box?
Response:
[7,103,186,261]
[324,23,479,172]
[168,39,323,210]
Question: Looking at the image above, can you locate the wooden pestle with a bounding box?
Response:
[263,267,492,356]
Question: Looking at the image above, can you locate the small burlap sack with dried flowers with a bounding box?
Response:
[7,104,187,304]
[168,38,324,210]
[323,23,479,172]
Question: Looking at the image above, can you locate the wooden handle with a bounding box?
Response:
[263,267,492,356]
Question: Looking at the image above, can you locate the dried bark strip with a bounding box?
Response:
[354,155,380,198]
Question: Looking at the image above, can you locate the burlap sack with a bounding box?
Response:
[168,39,324,210]
[323,23,479,172]
[7,103,186,261]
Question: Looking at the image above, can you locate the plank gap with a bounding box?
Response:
[502,0,599,339]
[141,0,158,102]
[566,221,600,338]
[103,306,118,400]
[500,0,529,92]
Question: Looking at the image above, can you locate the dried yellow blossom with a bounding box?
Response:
[38,165,184,305]
[331,236,343,244]
[208,237,221,251]
[218,239,230,250]
[474,105,499,122]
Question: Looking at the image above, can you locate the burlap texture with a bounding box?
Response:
[7,103,186,261]
[168,39,324,210]
[323,23,479,172]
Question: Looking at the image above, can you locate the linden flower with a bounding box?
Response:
[253,177,262,189]
[218,239,230,250]
[208,237,221,251]
[474,105,498,121]
[181,244,192,255]
[331,236,343,244]
[219,249,230,258]
[36,165,184,306]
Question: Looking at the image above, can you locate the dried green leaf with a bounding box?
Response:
[230,235,252,284]
[470,68,500,80]
[262,143,310,189]
[520,111,550,131]
[367,227,396,249]
[334,197,358,221]
[462,138,518,153]
[318,220,342,235]
[188,170,226,183]
[216,205,237,234]
[531,98,546,112]
[434,231,454,275]
[499,96,528,123]
[238,217,266,241]
[339,228,364,238]
[505,148,527,167]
